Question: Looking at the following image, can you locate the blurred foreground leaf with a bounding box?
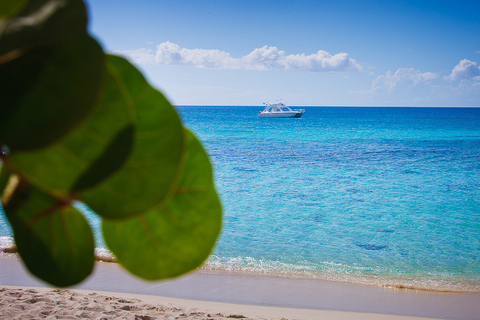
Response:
[103,129,222,279]
[0,0,103,151]
[8,55,134,196]
[0,0,28,19]
[0,167,95,287]
[79,55,184,219]
[0,0,222,287]
[0,0,88,58]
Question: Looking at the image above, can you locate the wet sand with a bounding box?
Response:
[1,254,479,319]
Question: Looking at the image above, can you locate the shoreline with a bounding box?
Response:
[2,241,478,293]
[96,248,480,294]
[1,254,480,319]
[200,265,480,294]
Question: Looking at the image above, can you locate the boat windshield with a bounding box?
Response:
[264,103,294,112]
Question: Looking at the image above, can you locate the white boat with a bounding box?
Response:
[258,102,305,118]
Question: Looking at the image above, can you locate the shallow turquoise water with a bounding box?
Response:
[178,106,480,290]
[1,106,479,291]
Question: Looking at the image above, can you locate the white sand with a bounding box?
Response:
[0,286,438,320]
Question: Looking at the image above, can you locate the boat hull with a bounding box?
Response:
[258,112,303,118]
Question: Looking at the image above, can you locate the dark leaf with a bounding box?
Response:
[0,0,88,61]
[0,34,104,150]
[0,167,95,287]
[8,54,134,195]
[0,0,28,19]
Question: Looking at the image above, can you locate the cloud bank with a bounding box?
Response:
[371,67,438,92]
[114,41,361,73]
[358,59,480,106]
[369,59,480,94]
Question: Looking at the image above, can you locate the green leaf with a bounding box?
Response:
[0,0,88,61]
[0,0,28,19]
[103,129,222,280]
[0,0,103,151]
[0,34,104,151]
[8,54,134,196]
[0,0,223,289]
[79,55,184,219]
[0,167,95,287]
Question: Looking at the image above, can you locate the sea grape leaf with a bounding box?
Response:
[0,0,28,19]
[79,55,184,219]
[0,0,103,151]
[8,54,134,196]
[0,0,88,60]
[0,34,104,151]
[0,167,95,287]
[103,129,222,280]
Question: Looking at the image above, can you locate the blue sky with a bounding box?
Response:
[85,0,480,106]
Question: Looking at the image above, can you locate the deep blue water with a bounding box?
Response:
[1,106,480,291]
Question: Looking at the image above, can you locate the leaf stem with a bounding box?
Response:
[28,200,69,227]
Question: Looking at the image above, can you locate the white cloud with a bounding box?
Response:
[154,41,237,69]
[357,61,480,106]
[371,67,438,92]
[114,41,361,73]
[112,48,155,65]
[445,59,480,81]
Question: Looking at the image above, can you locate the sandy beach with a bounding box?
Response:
[1,254,479,320]
[0,286,440,320]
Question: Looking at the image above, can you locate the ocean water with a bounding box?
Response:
[1,106,480,292]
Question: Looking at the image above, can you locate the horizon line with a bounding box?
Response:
[174,105,480,108]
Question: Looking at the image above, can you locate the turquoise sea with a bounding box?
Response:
[1,106,480,292]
